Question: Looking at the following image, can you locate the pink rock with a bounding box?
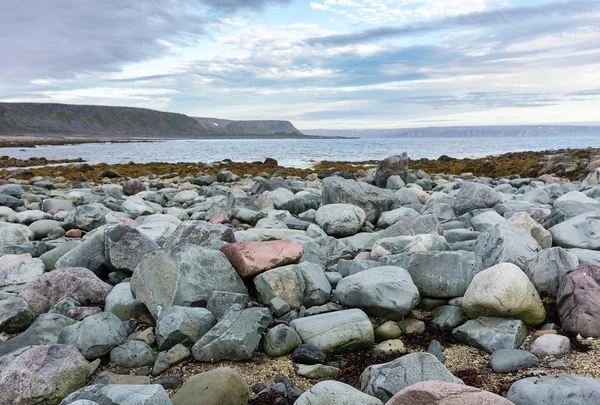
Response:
[532,330,557,338]
[0,179,6,185]
[354,252,373,261]
[209,213,231,224]
[48,208,64,215]
[220,240,304,278]
[65,229,83,238]
[118,217,138,227]
[537,174,565,184]
[66,306,103,321]
[385,381,513,405]
[558,263,600,337]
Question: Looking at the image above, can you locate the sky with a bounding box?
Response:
[1,0,599,129]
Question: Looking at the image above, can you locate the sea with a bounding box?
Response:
[2,135,600,169]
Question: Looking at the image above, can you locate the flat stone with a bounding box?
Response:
[530,334,571,357]
[452,317,528,353]
[489,349,539,373]
[507,375,600,405]
[220,240,304,278]
[60,384,171,405]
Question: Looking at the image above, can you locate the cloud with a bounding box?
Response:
[200,0,291,12]
[306,0,600,46]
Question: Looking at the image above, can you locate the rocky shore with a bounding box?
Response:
[0,151,600,404]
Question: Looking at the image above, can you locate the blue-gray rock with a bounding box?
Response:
[40,240,80,271]
[370,215,442,248]
[49,297,81,316]
[291,344,327,365]
[454,182,503,215]
[525,248,579,298]
[315,204,367,237]
[475,224,541,269]
[301,235,353,268]
[41,198,75,213]
[426,340,445,363]
[109,341,156,368]
[375,153,409,187]
[507,375,600,405]
[206,291,250,321]
[336,259,380,277]
[58,312,127,360]
[105,224,159,273]
[489,349,539,373]
[0,313,76,357]
[0,241,48,257]
[191,306,272,362]
[470,210,506,232]
[130,244,247,319]
[290,309,373,354]
[452,317,528,353]
[0,296,35,333]
[0,223,34,245]
[549,212,600,250]
[162,220,234,248]
[359,352,463,402]
[54,230,109,276]
[104,282,146,321]
[431,305,468,331]
[63,205,107,231]
[335,266,420,320]
[60,384,171,405]
[155,306,215,350]
[376,207,420,229]
[380,251,481,298]
[269,297,291,317]
[29,219,62,239]
[296,381,384,405]
[263,324,302,357]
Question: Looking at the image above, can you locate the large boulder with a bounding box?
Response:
[54,230,109,276]
[506,211,552,249]
[321,176,399,223]
[162,221,235,248]
[374,153,409,187]
[130,244,247,319]
[220,240,304,278]
[525,248,578,298]
[380,251,481,298]
[507,375,600,405]
[359,352,463,403]
[60,384,171,405]
[301,235,353,268]
[290,309,374,354]
[386,381,513,405]
[19,267,112,314]
[58,312,127,360]
[557,263,600,337]
[156,306,215,350]
[0,345,91,405]
[105,224,159,273]
[371,215,442,247]
[454,182,502,215]
[171,367,250,405]
[371,234,449,259]
[104,282,147,321]
[463,263,545,326]
[452,317,528,353]
[0,296,36,333]
[191,306,272,362]
[376,207,419,229]
[63,205,107,231]
[315,204,367,237]
[296,381,384,405]
[549,212,600,249]
[0,253,44,292]
[335,266,420,320]
[475,224,541,269]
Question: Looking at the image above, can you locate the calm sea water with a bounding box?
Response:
[2,135,600,169]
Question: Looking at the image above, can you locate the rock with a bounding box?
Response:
[269,297,291,317]
[151,344,190,376]
[110,341,156,368]
[371,234,449,259]
[206,291,250,321]
[220,240,304,278]
[315,204,367,237]
[0,241,47,257]
[336,259,380,277]
[470,210,506,232]
[67,307,102,321]
[335,266,420,320]
[426,340,445,363]
[130,244,247,319]
[0,296,35,333]
[163,220,235,248]
[105,224,159,273]
[63,205,107,231]
[386,175,405,190]
[525,248,578,298]
[454,182,503,215]
[295,381,384,405]
[557,263,600,337]
[506,375,600,405]
[475,224,541,269]
[93,371,150,385]
[29,219,63,239]
[58,312,127,360]
[40,240,80,271]
[0,194,22,209]
[191,306,272,362]
[321,176,399,223]
[60,384,171,405]
[123,179,145,195]
[295,363,340,379]
[372,339,406,356]
[290,309,374,354]
[380,251,481,299]
[549,212,600,249]
[171,367,250,405]
[155,306,215,351]
[397,319,426,334]
[489,349,539,373]
[375,321,402,340]
[122,196,154,217]
[431,305,468,331]
[359,352,463,402]
[291,344,327,365]
[376,207,420,229]
[463,262,546,326]
[41,198,74,213]
[136,221,178,246]
[452,317,528,353]
[0,313,76,357]
[104,282,146,321]
[372,215,442,247]
[301,235,353,268]
[0,344,91,405]
[0,253,44,292]
[19,267,112,314]
[530,334,571,357]
[507,212,552,249]
[263,324,302,357]
[54,231,109,276]
[386,381,513,405]
[375,153,409,187]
